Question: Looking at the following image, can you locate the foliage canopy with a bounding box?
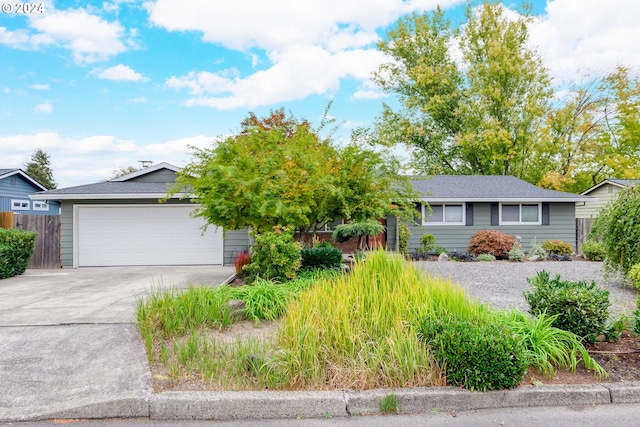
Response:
[172,108,417,236]
[24,149,56,190]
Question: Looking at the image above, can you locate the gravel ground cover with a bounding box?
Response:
[419,260,637,318]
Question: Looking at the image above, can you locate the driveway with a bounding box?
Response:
[0,265,234,421]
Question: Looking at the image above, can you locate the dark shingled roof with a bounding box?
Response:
[0,168,19,176]
[36,181,172,195]
[411,176,590,201]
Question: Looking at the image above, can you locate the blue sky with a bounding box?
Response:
[1,0,639,187]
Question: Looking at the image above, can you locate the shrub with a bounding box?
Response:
[418,315,527,391]
[244,228,301,282]
[300,245,343,270]
[0,228,37,279]
[524,270,610,343]
[477,253,496,262]
[468,230,516,259]
[541,240,573,255]
[627,263,640,290]
[580,240,606,261]
[435,246,448,255]
[529,238,547,259]
[508,243,525,262]
[418,233,436,254]
[398,221,410,256]
[234,249,251,276]
[449,252,477,262]
[591,185,640,275]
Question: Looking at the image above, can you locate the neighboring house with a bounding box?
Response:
[576,178,638,219]
[31,162,248,268]
[386,176,594,254]
[0,168,60,215]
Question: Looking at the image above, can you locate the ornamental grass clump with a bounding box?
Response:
[276,250,487,389]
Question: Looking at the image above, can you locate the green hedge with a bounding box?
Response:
[418,315,527,391]
[0,228,37,279]
[300,245,343,270]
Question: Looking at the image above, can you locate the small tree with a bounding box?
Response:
[24,149,56,189]
[331,220,385,251]
[591,185,640,275]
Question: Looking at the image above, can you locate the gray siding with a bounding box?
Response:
[60,199,249,267]
[223,228,251,265]
[129,169,178,183]
[389,202,577,254]
[386,215,398,251]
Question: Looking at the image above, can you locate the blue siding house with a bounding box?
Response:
[0,169,60,215]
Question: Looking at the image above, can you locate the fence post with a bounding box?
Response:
[0,211,14,229]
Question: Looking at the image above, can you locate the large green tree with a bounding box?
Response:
[24,149,57,190]
[374,1,552,177]
[172,109,416,238]
[531,66,640,193]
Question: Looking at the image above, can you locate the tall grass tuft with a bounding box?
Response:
[495,310,606,378]
[276,250,487,389]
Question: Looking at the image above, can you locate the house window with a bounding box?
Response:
[33,201,49,211]
[11,199,30,210]
[422,203,465,225]
[500,203,541,225]
[318,219,344,232]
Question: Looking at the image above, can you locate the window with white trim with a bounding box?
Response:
[11,199,30,211]
[318,219,344,232]
[500,203,541,225]
[422,203,465,225]
[33,201,49,211]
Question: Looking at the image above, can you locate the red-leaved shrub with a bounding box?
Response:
[468,230,516,260]
[234,250,251,276]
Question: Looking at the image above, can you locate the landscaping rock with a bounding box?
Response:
[528,255,541,262]
[438,253,448,262]
[226,299,246,321]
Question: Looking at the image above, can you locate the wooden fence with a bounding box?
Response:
[576,218,594,255]
[2,212,61,269]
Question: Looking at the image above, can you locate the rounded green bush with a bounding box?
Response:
[244,228,301,282]
[419,316,527,391]
[301,246,343,270]
[0,229,37,279]
[541,240,573,255]
[477,253,496,262]
[581,240,606,261]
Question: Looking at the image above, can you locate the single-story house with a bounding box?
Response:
[576,178,638,219]
[30,163,248,268]
[0,168,60,215]
[386,176,594,254]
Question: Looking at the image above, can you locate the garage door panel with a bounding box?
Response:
[76,205,222,267]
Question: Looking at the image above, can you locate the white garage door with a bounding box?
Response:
[75,205,223,267]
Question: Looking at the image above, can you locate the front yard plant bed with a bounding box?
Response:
[137,251,631,393]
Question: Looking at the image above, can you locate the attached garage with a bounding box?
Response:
[31,163,250,268]
[74,205,223,267]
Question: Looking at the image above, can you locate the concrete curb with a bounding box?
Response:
[4,383,640,422]
[143,383,640,421]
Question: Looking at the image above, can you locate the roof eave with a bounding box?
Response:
[30,192,189,201]
[419,197,595,203]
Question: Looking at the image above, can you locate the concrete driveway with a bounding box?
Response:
[0,265,234,421]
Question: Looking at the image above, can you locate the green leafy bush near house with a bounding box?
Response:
[244,228,301,282]
[398,221,411,257]
[0,228,37,279]
[541,240,573,255]
[468,230,516,259]
[477,253,496,262]
[591,185,640,275]
[580,240,606,261]
[628,263,640,290]
[634,295,640,336]
[524,271,610,343]
[300,245,343,270]
[508,244,525,262]
[418,233,436,254]
[418,315,527,391]
[529,238,547,259]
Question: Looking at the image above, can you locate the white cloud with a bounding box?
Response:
[0,132,219,187]
[149,0,463,109]
[529,0,640,84]
[34,102,53,113]
[129,96,147,103]
[29,84,50,90]
[98,64,148,81]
